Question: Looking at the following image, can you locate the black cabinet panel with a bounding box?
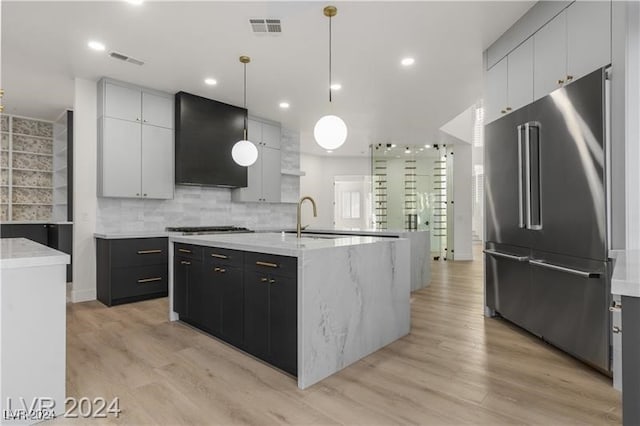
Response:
[173,255,195,317]
[269,273,298,376]
[111,238,168,268]
[112,265,168,299]
[97,237,168,306]
[0,224,49,245]
[220,265,244,346]
[245,251,297,278]
[244,269,270,360]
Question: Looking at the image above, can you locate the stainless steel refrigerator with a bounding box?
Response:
[484,67,612,373]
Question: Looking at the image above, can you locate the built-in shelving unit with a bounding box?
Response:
[52,111,69,222]
[373,159,388,229]
[0,114,55,221]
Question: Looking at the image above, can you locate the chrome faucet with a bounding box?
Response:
[297,196,318,238]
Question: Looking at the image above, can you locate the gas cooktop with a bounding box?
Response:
[165,226,252,235]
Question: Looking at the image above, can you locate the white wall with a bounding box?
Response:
[300,154,370,228]
[452,143,473,260]
[625,1,640,249]
[72,78,98,303]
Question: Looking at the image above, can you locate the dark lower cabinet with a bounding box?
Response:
[97,237,168,306]
[173,245,297,376]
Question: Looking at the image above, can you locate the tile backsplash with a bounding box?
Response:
[96,128,301,233]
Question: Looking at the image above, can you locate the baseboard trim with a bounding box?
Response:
[71,288,96,303]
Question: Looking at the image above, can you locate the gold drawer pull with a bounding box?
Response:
[261,277,268,282]
[214,267,227,273]
[180,260,191,265]
[138,277,162,284]
[178,248,192,254]
[211,253,228,259]
[269,279,276,284]
[137,249,162,255]
[256,261,278,268]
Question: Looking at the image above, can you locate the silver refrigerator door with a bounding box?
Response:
[528,68,608,261]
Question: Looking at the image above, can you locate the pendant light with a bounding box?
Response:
[232,55,258,167]
[314,5,348,150]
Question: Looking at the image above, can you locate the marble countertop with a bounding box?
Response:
[1,221,73,225]
[170,232,395,257]
[0,238,71,269]
[611,250,640,297]
[94,230,171,239]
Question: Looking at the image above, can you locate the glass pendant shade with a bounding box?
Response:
[232,139,258,167]
[314,114,347,150]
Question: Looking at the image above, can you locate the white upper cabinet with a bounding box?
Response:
[507,37,534,113]
[105,83,141,122]
[98,78,174,199]
[485,57,508,124]
[142,92,173,128]
[484,38,533,124]
[534,11,567,100]
[567,1,611,82]
[231,118,282,203]
[534,1,611,101]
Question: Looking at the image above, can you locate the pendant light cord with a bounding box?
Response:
[243,62,248,140]
[329,15,332,103]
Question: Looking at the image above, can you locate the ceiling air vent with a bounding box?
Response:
[250,18,281,34]
[108,51,144,66]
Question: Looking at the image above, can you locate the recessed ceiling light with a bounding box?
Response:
[88,40,106,51]
[401,57,415,66]
[330,83,342,91]
[204,78,217,86]
[405,148,411,154]
[279,102,290,109]
[425,144,431,148]
[126,0,144,4]
[391,144,397,148]
[326,150,333,153]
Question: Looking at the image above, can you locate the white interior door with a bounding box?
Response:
[334,177,370,229]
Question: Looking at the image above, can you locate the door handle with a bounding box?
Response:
[178,248,192,254]
[528,259,601,278]
[137,249,162,255]
[256,261,278,268]
[517,124,525,229]
[180,260,191,265]
[524,122,532,229]
[211,253,228,259]
[483,249,528,262]
[138,277,162,284]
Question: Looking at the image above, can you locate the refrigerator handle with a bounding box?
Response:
[517,124,525,229]
[524,123,532,229]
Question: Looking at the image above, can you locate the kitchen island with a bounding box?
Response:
[168,232,410,389]
[1,238,70,423]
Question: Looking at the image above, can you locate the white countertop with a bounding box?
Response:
[170,232,395,257]
[611,250,640,297]
[303,227,428,237]
[0,238,70,269]
[94,230,170,239]
[1,221,73,225]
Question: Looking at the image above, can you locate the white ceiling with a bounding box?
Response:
[1,1,533,156]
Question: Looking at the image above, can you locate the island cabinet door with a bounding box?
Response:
[244,269,270,360]
[174,255,201,319]
[268,273,297,376]
[219,265,244,347]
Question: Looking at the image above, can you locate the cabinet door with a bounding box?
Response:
[230,148,263,202]
[484,57,508,124]
[105,83,141,123]
[141,125,174,199]
[507,38,534,113]
[261,123,281,149]
[261,146,281,203]
[220,265,244,346]
[190,262,217,332]
[102,117,141,198]
[534,11,567,100]
[247,119,262,144]
[174,256,193,317]
[142,92,173,129]
[567,1,611,82]
[268,273,297,376]
[244,270,269,359]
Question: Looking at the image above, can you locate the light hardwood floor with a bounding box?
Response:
[57,244,621,425]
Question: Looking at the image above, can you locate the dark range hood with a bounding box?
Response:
[175,91,248,188]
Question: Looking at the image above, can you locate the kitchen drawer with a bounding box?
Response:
[174,243,203,261]
[245,251,297,278]
[204,247,243,267]
[111,264,168,299]
[110,237,168,268]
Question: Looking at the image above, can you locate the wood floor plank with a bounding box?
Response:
[57,244,621,424]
